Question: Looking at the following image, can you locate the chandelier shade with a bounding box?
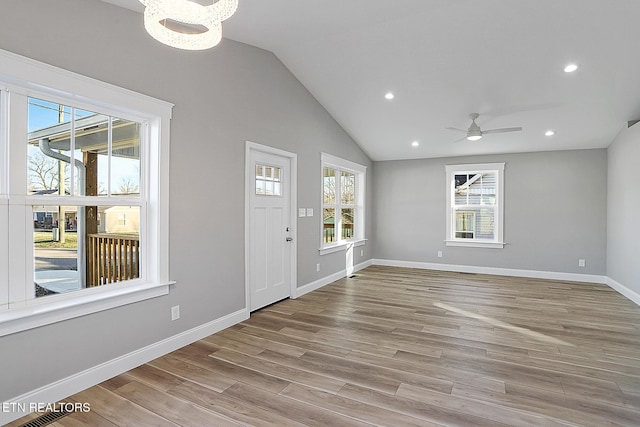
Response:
[139,0,238,50]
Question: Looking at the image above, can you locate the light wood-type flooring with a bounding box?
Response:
[9,266,640,426]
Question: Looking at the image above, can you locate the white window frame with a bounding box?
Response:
[0,49,174,336]
[445,163,505,249]
[320,153,366,255]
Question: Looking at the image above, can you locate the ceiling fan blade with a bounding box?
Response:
[452,136,467,143]
[482,127,523,135]
[445,127,467,133]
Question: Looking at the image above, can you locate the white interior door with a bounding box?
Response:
[247,146,294,311]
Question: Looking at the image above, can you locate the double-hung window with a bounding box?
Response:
[321,153,366,254]
[0,49,173,336]
[445,163,505,248]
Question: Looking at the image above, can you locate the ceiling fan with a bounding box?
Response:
[447,113,523,141]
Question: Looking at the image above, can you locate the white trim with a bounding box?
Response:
[293,258,372,299]
[293,270,346,299]
[0,49,173,118]
[373,259,607,284]
[0,281,173,337]
[445,240,506,249]
[319,238,366,255]
[445,162,505,173]
[0,200,7,309]
[0,49,173,334]
[320,153,367,251]
[0,308,249,426]
[445,163,505,248]
[0,89,9,194]
[245,141,298,312]
[321,152,367,174]
[374,259,639,307]
[606,276,640,306]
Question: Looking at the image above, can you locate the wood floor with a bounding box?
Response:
[10,266,640,426]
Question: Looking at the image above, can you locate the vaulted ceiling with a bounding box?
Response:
[101,0,640,160]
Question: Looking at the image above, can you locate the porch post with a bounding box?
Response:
[84,151,98,286]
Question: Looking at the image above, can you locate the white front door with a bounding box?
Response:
[247,144,295,311]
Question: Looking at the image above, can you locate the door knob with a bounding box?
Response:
[286,237,293,242]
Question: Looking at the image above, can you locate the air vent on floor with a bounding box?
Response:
[18,409,72,427]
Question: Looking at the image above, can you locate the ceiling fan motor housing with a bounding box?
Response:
[467,114,482,140]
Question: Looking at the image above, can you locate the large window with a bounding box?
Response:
[445,163,505,248]
[0,49,172,336]
[321,153,366,254]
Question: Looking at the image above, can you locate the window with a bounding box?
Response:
[0,49,173,336]
[255,163,282,196]
[445,163,505,248]
[321,153,366,254]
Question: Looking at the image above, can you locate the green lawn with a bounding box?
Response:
[34,231,78,249]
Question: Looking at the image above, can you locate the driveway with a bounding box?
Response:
[35,248,77,270]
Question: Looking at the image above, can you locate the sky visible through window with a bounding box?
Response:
[28,98,140,195]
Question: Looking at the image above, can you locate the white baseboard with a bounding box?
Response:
[372,259,640,306]
[353,259,374,274]
[606,277,640,306]
[293,258,373,299]
[293,270,346,299]
[373,259,607,284]
[0,308,249,425]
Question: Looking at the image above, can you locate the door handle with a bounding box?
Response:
[286,237,293,242]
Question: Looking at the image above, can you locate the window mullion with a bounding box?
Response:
[0,90,8,309]
[6,93,31,307]
[70,107,76,196]
[107,116,113,196]
[0,201,7,310]
[335,167,341,242]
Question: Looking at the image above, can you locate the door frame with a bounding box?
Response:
[245,141,298,312]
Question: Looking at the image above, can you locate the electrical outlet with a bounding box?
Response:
[437,251,443,258]
[578,259,586,268]
[360,249,364,257]
[171,305,180,321]
[316,263,320,272]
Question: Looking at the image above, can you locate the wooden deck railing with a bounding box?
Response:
[87,233,139,286]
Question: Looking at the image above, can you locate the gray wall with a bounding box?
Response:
[607,123,640,294]
[0,0,371,401]
[373,149,607,275]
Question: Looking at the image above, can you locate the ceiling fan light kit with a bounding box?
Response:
[447,112,523,142]
[138,0,238,50]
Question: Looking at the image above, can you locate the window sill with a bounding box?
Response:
[319,239,367,255]
[445,240,505,249]
[0,280,174,337]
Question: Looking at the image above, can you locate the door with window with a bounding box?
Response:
[247,145,295,311]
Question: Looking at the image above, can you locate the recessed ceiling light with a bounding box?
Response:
[411,141,419,147]
[384,92,395,100]
[545,130,556,137]
[564,63,579,73]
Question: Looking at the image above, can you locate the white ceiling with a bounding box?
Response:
[100,0,640,160]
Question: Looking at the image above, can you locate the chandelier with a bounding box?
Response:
[138,0,238,50]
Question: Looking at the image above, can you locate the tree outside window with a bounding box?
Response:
[321,154,366,251]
